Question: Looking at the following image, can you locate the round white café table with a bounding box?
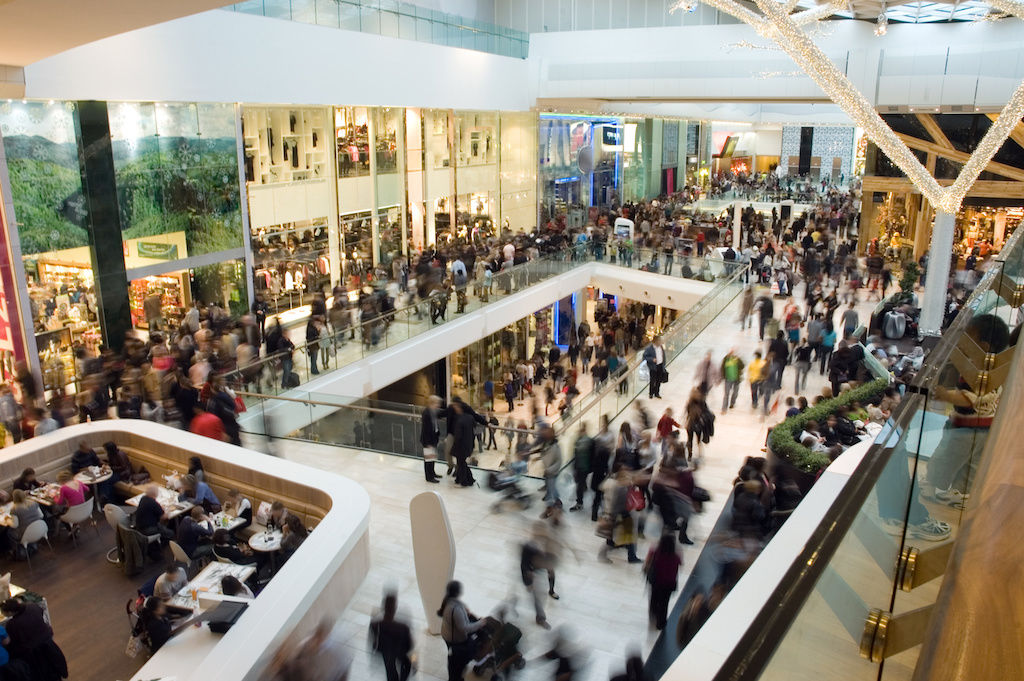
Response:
[248,529,283,572]
[74,468,113,513]
[248,530,283,553]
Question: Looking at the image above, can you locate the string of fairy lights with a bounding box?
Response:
[669,0,1024,214]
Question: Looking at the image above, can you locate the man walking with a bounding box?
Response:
[570,423,594,512]
[536,424,562,517]
[720,349,745,412]
[643,335,667,399]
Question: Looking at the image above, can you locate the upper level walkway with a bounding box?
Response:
[236,252,744,434]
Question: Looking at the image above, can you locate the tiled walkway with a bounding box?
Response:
[262,283,879,680]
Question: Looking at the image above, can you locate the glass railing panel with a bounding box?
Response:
[703,226,1024,681]
[231,251,744,405]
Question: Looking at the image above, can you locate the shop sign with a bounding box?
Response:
[137,241,179,260]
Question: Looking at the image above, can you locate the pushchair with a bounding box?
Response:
[487,463,532,512]
[472,616,525,680]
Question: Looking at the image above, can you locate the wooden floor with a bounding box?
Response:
[1,515,164,681]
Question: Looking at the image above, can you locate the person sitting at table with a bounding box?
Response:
[222,489,252,531]
[178,474,221,513]
[1,598,68,677]
[187,456,206,484]
[267,500,289,531]
[153,563,189,601]
[221,575,255,599]
[212,529,257,566]
[11,468,42,492]
[103,441,133,482]
[279,515,308,562]
[136,596,173,653]
[9,490,44,552]
[69,442,100,474]
[54,470,87,509]
[177,506,214,559]
[135,484,174,543]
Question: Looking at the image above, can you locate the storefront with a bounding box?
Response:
[1,99,247,393]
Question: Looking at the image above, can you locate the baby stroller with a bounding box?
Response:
[472,614,525,680]
[487,463,532,512]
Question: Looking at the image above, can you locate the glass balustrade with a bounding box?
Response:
[226,248,748,402]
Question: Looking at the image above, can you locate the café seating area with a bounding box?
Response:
[0,421,370,681]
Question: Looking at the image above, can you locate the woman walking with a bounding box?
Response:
[438,581,487,681]
[644,534,683,630]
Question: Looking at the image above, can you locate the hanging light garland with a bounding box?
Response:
[673,0,1024,214]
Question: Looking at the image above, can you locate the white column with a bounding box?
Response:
[733,202,742,248]
[396,108,408,257]
[994,210,1007,248]
[368,111,380,266]
[919,210,956,336]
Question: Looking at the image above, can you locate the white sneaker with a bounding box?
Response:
[907,518,951,542]
[880,517,905,536]
[933,487,970,509]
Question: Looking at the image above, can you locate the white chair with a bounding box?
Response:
[60,500,98,546]
[169,540,191,565]
[105,504,162,564]
[19,519,52,572]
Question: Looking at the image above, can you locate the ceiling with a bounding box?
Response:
[0,0,235,67]
[801,0,998,21]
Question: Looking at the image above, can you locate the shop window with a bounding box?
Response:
[190,259,248,319]
[336,107,371,178]
[0,100,100,392]
[242,106,331,185]
[374,107,402,174]
[251,218,331,316]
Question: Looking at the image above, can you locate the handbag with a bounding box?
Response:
[595,514,613,539]
[661,366,669,382]
[125,632,145,658]
[692,486,711,503]
[626,486,646,512]
[423,446,437,462]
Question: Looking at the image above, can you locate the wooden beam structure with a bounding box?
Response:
[895,132,1024,184]
[918,113,953,149]
[987,113,1024,153]
[862,176,1024,199]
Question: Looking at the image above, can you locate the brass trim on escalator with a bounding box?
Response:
[900,546,919,592]
[860,608,882,660]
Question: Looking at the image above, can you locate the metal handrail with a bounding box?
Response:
[235,390,534,438]
[556,261,750,434]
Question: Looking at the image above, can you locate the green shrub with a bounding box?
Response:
[768,377,890,473]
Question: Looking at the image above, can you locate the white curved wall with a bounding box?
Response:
[0,421,371,681]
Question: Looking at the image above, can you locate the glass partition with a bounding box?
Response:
[699,224,1024,681]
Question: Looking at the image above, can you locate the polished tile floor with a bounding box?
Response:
[265,285,878,680]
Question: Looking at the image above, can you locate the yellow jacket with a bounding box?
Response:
[748,358,767,384]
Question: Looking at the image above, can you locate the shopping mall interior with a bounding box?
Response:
[0,2,1021,681]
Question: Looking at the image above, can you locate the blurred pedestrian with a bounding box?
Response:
[644,534,682,630]
[370,593,414,681]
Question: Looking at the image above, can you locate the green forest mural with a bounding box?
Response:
[0,100,242,258]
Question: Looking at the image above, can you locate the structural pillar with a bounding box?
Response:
[74,100,131,352]
[368,111,380,265]
[919,210,956,336]
[733,202,742,248]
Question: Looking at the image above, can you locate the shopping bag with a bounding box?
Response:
[626,486,646,512]
[423,446,437,462]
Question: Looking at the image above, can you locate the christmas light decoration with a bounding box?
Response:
[686,0,1024,214]
[985,0,1024,19]
[874,11,888,35]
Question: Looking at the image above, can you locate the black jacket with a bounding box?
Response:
[450,412,476,458]
[420,407,441,447]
